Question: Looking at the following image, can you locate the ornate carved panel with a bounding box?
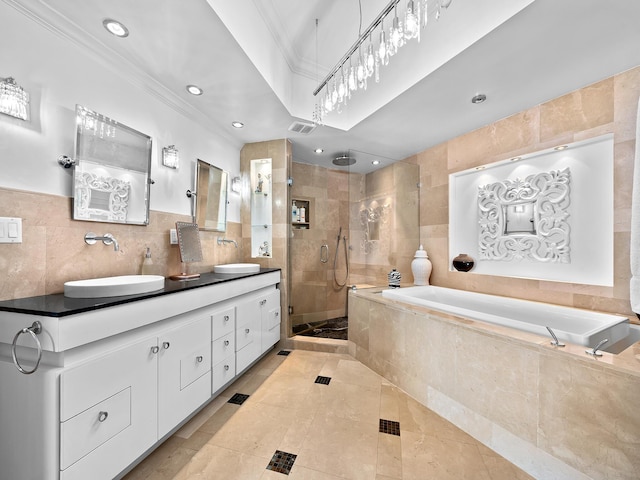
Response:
[478,168,571,263]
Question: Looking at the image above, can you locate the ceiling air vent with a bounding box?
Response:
[288,120,316,135]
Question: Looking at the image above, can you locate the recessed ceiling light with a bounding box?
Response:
[186,85,203,96]
[231,121,244,128]
[471,93,487,104]
[314,148,324,154]
[372,160,380,165]
[103,19,129,38]
[554,145,568,151]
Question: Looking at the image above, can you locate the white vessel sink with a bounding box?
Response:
[64,275,165,298]
[213,263,261,274]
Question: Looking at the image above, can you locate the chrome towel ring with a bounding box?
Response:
[11,321,43,375]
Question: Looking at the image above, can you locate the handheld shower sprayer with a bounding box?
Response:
[333,226,349,287]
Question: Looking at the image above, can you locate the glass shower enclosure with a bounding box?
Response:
[288,158,420,339]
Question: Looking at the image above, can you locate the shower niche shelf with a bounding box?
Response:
[251,158,272,258]
[291,198,310,229]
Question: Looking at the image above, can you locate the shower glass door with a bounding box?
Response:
[287,154,420,340]
[288,159,354,339]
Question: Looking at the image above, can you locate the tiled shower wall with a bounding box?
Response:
[0,187,242,301]
[413,65,640,320]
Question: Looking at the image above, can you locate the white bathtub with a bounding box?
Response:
[381,286,629,348]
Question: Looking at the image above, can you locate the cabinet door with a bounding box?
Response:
[60,337,157,480]
[261,290,281,353]
[157,315,212,438]
[235,298,261,374]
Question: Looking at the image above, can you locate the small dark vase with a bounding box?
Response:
[452,253,475,272]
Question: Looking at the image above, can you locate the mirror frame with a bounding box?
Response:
[73,105,152,225]
[194,158,228,232]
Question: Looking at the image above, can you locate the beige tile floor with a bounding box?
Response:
[123,349,533,480]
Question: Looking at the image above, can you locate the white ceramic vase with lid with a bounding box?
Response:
[411,245,432,285]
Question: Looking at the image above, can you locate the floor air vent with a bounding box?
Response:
[288,120,316,135]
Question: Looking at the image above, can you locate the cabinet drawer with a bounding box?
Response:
[263,323,280,353]
[60,387,131,470]
[236,341,260,374]
[180,343,211,390]
[213,332,235,364]
[212,356,236,393]
[212,307,235,340]
[236,322,256,351]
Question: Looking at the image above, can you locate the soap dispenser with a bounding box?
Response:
[411,245,432,285]
[141,247,154,275]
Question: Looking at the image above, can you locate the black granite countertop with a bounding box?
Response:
[0,269,280,318]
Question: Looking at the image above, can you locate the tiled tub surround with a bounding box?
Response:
[348,289,640,480]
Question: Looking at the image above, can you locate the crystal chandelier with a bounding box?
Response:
[313,0,453,125]
[0,77,29,121]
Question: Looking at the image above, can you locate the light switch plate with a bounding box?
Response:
[169,228,178,245]
[0,217,22,243]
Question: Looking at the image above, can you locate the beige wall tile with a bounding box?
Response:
[613,66,640,144]
[540,78,614,141]
[448,109,540,173]
[0,186,249,300]
[453,329,539,444]
[538,352,640,479]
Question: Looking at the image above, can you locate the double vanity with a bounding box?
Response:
[0,268,281,480]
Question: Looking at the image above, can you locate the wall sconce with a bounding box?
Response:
[162,145,179,169]
[231,176,241,194]
[0,77,29,121]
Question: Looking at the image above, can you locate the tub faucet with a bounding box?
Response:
[545,327,565,347]
[85,232,119,251]
[217,237,238,248]
[585,338,608,357]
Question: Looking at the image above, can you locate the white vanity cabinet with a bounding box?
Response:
[0,270,280,480]
[58,312,211,480]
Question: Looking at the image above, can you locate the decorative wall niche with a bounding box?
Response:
[250,158,272,258]
[449,134,613,286]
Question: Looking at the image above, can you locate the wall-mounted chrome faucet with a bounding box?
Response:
[217,237,238,248]
[85,232,119,251]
